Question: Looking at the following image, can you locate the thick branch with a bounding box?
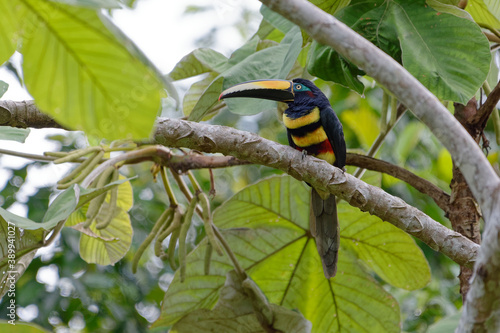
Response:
[153,117,478,267]
[258,1,500,330]
[0,100,64,129]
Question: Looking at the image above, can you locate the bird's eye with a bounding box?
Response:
[295,84,302,90]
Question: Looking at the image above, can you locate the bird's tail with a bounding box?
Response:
[310,188,339,278]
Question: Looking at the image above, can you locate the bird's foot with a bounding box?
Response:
[301,150,308,160]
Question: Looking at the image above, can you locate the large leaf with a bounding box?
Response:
[314,0,490,103]
[390,0,490,103]
[0,320,51,332]
[340,102,380,149]
[260,5,294,33]
[67,177,133,265]
[307,41,366,94]
[466,0,500,28]
[311,0,352,15]
[339,204,430,290]
[0,177,131,232]
[154,175,428,332]
[0,185,80,230]
[182,73,218,118]
[0,1,19,65]
[187,76,224,122]
[79,206,132,265]
[181,27,303,120]
[169,48,230,81]
[171,271,312,333]
[19,0,162,140]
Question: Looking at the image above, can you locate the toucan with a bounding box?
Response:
[219,78,346,278]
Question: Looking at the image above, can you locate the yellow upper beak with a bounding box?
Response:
[219,79,294,102]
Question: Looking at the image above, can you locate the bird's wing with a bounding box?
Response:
[320,106,346,169]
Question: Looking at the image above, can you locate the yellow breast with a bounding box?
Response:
[291,126,328,147]
[282,107,321,129]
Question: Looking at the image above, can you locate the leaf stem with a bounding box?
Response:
[213,227,246,279]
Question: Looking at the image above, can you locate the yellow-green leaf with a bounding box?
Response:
[339,202,430,290]
[20,0,162,140]
[0,320,51,332]
[0,1,20,64]
[183,73,218,118]
[154,175,406,332]
[170,271,312,333]
[341,103,380,150]
[467,0,500,28]
[79,206,132,265]
[169,48,230,81]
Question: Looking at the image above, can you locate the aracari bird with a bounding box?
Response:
[219,78,346,278]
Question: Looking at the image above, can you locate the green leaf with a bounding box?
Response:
[393,121,426,164]
[0,185,79,230]
[0,215,44,299]
[466,0,500,28]
[67,177,133,265]
[335,0,490,103]
[390,0,490,103]
[169,48,230,81]
[183,73,217,117]
[170,271,312,333]
[188,76,224,122]
[260,5,294,33]
[223,26,303,116]
[340,103,380,149]
[308,41,366,94]
[436,148,453,184]
[339,202,430,290]
[427,311,461,333]
[75,176,132,211]
[227,36,260,65]
[0,177,131,232]
[79,206,132,265]
[427,0,474,19]
[0,1,19,65]
[0,80,8,98]
[20,0,162,140]
[184,26,303,120]
[154,175,405,332]
[0,320,51,332]
[0,126,30,143]
[310,0,352,15]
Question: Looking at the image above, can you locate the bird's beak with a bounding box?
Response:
[219,79,294,102]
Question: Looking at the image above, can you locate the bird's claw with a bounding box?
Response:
[301,150,307,160]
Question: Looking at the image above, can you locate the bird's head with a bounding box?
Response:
[219,78,329,110]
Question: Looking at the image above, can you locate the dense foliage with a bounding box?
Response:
[1,0,499,332]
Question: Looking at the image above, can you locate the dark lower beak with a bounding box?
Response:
[219,79,294,102]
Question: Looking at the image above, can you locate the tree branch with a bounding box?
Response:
[258,1,500,330]
[153,117,478,267]
[346,153,451,213]
[0,107,451,218]
[0,100,65,129]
